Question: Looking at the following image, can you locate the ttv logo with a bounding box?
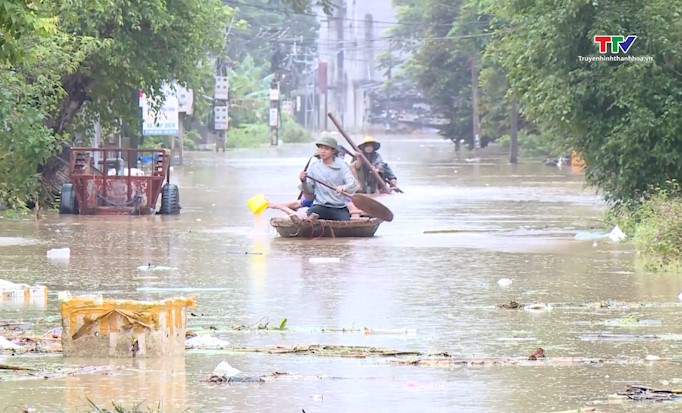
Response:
[594,35,637,54]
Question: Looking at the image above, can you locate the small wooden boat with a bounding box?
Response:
[270,217,382,238]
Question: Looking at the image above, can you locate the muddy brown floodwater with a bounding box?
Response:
[2,135,682,413]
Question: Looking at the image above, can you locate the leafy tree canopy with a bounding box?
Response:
[483,0,682,203]
[0,0,57,62]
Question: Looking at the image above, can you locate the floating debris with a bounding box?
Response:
[528,347,546,360]
[46,247,70,260]
[616,384,682,401]
[206,371,342,384]
[309,257,341,263]
[523,303,552,312]
[579,333,666,341]
[0,279,48,304]
[497,278,513,287]
[212,360,241,377]
[0,336,21,350]
[498,301,523,310]
[185,335,230,350]
[227,344,422,358]
[388,355,607,368]
[229,317,288,331]
[60,296,195,358]
[496,300,670,310]
[136,263,176,271]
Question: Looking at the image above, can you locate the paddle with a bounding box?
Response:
[303,175,394,222]
[297,155,315,200]
[384,177,404,193]
[328,112,388,191]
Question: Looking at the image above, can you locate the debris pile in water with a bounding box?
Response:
[616,384,682,401]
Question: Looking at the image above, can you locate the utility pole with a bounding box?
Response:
[471,58,481,151]
[269,78,280,146]
[509,96,518,163]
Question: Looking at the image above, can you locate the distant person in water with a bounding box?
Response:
[351,136,398,194]
[299,134,357,221]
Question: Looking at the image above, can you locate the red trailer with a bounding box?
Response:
[59,147,180,215]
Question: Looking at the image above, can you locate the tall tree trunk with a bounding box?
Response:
[470,59,480,150]
[509,96,518,163]
[50,72,94,134]
[41,71,94,197]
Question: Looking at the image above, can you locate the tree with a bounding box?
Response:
[484,0,682,202]
[0,0,57,62]
[51,0,234,134]
[224,0,319,97]
[395,0,470,142]
[0,33,101,208]
[271,0,335,15]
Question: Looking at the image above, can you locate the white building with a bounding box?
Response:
[314,0,395,133]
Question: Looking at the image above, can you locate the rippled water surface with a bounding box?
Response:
[2,136,682,412]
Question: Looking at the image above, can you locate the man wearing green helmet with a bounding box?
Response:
[299,134,357,221]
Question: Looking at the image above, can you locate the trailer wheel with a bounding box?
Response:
[159,183,181,215]
[59,182,78,214]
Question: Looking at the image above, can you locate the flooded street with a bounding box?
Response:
[3,135,682,412]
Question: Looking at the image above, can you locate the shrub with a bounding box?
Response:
[226,117,312,148]
[280,116,313,143]
[607,180,682,271]
[226,123,270,148]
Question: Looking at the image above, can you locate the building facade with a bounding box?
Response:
[314,0,395,133]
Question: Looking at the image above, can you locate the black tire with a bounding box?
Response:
[59,182,79,214]
[159,183,181,215]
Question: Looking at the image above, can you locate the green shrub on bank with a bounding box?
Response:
[226,117,313,148]
[496,131,557,157]
[606,180,682,271]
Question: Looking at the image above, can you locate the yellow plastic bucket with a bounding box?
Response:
[247,194,269,214]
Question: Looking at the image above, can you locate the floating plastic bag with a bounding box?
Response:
[608,225,626,242]
[47,247,70,260]
[212,360,242,377]
[185,335,230,349]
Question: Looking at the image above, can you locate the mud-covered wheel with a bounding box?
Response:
[59,182,78,214]
[159,183,181,215]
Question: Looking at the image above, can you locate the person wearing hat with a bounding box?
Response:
[337,144,354,165]
[351,136,398,194]
[298,134,357,221]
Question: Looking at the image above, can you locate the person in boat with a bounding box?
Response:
[351,136,398,194]
[268,146,363,221]
[299,134,357,221]
[338,144,354,165]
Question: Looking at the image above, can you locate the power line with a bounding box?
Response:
[223,0,474,28]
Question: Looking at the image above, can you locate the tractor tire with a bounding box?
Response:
[159,183,181,215]
[59,182,79,214]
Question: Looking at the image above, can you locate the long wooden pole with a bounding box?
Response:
[297,156,315,200]
[327,113,387,191]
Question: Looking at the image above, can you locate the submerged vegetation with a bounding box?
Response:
[86,399,180,413]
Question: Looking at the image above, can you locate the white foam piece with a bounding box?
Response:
[47,247,70,260]
[309,257,341,263]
